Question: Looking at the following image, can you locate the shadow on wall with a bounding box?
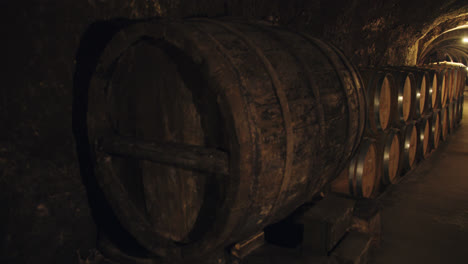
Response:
[72,18,152,259]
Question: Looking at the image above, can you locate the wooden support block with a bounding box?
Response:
[264,217,303,248]
[296,195,356,256]
[351,199,381,244]
[330,232,372,264]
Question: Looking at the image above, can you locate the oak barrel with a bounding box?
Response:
[447,68,454,104]
[459,68,465,99]
[451,68,459,101]
[427,70,440,110]
[412,70,429,117]
[439,69,450,108]
[383,69,415,122]
[431,111,441,149]
[85,18,366,261]
[419,116,432,159]
[380,131,401,185]
[441,106,450,141]
[401,122,419,172]
[456,68,467,99]
[331,139,378,198]
[359,69,397,134]
[389,66,429,117]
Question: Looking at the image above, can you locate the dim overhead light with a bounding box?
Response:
[463,37,468,43]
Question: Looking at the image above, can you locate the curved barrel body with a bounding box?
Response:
[85,18,366,261]
[380,131,401,185]
[331,139,378,198]
[359,69,397,134]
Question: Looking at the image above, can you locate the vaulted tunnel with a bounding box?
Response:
[2,2,468,264]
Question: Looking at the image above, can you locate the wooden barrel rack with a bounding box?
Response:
[332,63,465,201]
[332,63,466,200]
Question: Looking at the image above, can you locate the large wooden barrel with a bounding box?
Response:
[452,68,460,101]
[456,68,467,99]
[400,123,419,172]
[85,18,366,261]
[388,69,416,122]
[449,67,465,102]
[413,70,429,117]
[428,70,440,110]
[331,139,378,198]
[380,131,401,185]
[359,69,397,134]
[439,69,450,108]
[447,68,455,104]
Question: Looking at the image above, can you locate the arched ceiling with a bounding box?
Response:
[419,26,468,64]
[417,15,468,65]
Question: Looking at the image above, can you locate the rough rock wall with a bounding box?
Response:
[1,1,467,263]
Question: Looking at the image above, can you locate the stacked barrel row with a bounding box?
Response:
[81,17,465,262]
[332,63,466,198]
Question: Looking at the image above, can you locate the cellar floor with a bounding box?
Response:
[370,95,468,264]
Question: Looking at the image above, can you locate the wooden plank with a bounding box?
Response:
[351,199,381,244]
[296,195,356,256]
[230,232,265,260]
[100,135,229,175]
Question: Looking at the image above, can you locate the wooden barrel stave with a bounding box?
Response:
[351,140,378,198]
[441,106,450,141]
[393,70,415,123]
[400,122,419,173]
[420,116,433,159]
[428,70,440,110]
[431,111,442,149]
